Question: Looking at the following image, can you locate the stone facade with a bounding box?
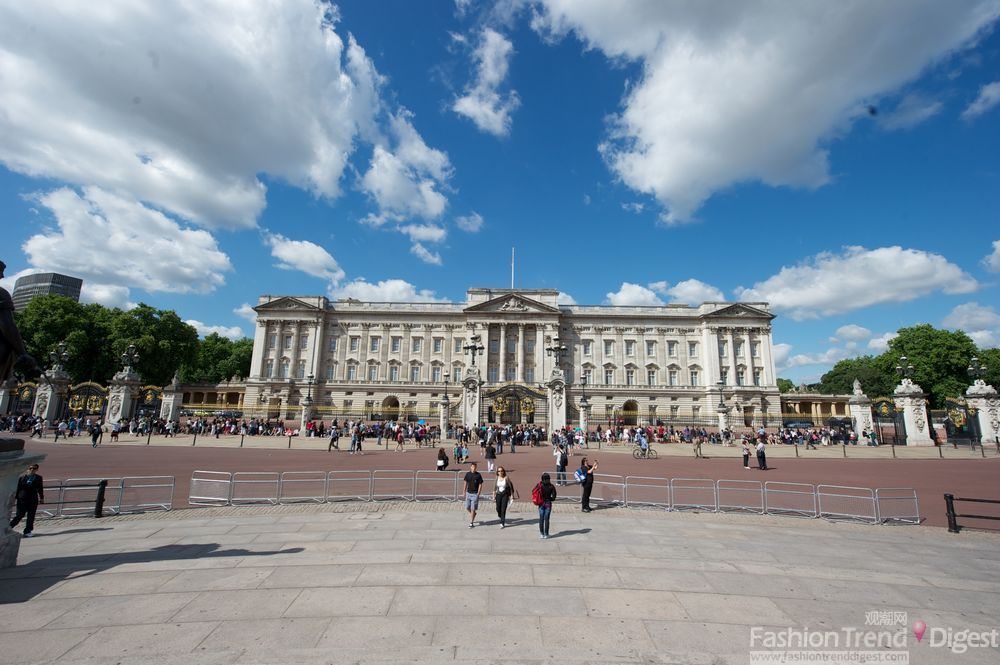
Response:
[245,288,781,430]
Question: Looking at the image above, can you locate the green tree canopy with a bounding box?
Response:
[181,334,253,383]
[776,378,795,393]
[818,355,894,399]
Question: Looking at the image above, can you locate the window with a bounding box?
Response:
[504,337,513,353]
[604,340,614,356]
[295,360,305,379]
[668,341,678,357]
[735,341,744,357]
[343,399,353,414]
[670,405,679,418]
[278,359,289,378]
[736,368,745,386]
[647,369,657,385]
[506,367,516,381]
[389,365,399,381]
[753,368,762,386]
[526,368,535,383]
[720,368,729,385]
[266,334,276,349]
[646,340,655,357]
[718,340,727,356]
[454,338,463,353]
[526,340,535,353]
[648,405,657,424]
[264,359,273,378]
[325,362,334,380]
[692,406,701,419]
[488,367,499,383]
[283,334,292,350]
[669,369,678,386]
[368,365,378,381]
[453,367,462,382]
[349,336,359,352]
[327,337,337,352]
[583,368,593,384]
[300,334,309,350]
[625,340,635,356]
[489,339,499,353]
[432,366,442,382]
[688,342,698,357]
[604,368,613,385]
[370,337,380,353]
[751,341,761,358]
[412,337,423,353]
[433,338,443,353]
[583,340,592,356]
[346,364,357,381]
[391,337,401,352]
[410,365,420,382]
[690,369,700,386]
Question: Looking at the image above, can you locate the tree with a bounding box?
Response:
[818,356,895,398]
[776,378,795,393]
[181,334,253,383]
[972,348,1000,389]
[884,325,978,408]
[108,304,199,386]
[14,296,117,383]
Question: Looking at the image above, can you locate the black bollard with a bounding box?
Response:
[944,493,959,533]
[95,479,108,518]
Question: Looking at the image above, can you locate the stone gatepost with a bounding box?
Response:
[0,378,16,415]
[546,369,567,432]
[159,372,183,422]
[0,439,45,568]
[579,396,590,436]
[893,378,934,446]
[848,378,874,437]
[461,367,482,428]
[966,379,1000,445]
[33,370,69,424]
[439,397,449,441]
[105,367,141,427]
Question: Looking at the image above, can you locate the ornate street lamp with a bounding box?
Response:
[895,356,915,381]
[303,373,314,408]
[463,334,485,367]
[545,337,568,378]
[968,357,987,383]
[49,341,70,373]
[120,344,139,371]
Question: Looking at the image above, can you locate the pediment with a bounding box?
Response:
[702,303,774,320]
[464,294,560,314]
[254,296,322,312]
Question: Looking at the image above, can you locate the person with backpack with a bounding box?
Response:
[494,466,517,528]
[577,457,598,512]
[531,472,557,539]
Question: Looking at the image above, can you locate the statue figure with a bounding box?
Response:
[852,378,863,396]
[0,261,37,382]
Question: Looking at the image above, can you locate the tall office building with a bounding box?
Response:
[12,272,83,311]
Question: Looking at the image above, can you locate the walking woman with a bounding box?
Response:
[436,447,449,471]
[494,466,517,528]
[533,472,557,539]
[742,439,751,469]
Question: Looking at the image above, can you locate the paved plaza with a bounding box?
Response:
[2,501,998,665]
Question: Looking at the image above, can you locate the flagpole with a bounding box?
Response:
[511,246,515,289]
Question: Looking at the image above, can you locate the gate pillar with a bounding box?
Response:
[547,369,567,432]
[848,379,874,438]
[893,378,933,446]
[33,369,69,423]
[160,372,183,422]
[105,364,141,427]
[461,367,482,428]
[966,379,999,446]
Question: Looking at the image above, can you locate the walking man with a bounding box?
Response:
[578,457,599,512]
[693,436,703,459]
[9,463,44,537]
[463,462,484,528]
[534,472,557,538]
[756,439,768,471]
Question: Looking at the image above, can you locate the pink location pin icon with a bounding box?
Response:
[913,620,927,642]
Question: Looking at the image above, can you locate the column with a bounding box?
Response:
[335,323,349,381]
[744,331,755,385]
[499,324,507,382]
[729,329,738,385]
[250,320,267,377]
[534,324,545,382]
[516,323,525,383]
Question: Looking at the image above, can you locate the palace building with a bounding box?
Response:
[245,288,781,431]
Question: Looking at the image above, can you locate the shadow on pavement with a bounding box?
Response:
[31,528,113,538]
[1,543,304,604]
[547,528,592,539]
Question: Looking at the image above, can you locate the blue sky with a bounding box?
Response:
[1,1,999,383]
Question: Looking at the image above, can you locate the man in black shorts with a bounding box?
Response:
[463,462,484,528]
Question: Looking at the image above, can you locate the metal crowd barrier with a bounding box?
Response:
[35,476,175,517]
[181,468,918,527]
[119,476,175,513]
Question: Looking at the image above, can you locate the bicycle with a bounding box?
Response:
[632,446,657,459]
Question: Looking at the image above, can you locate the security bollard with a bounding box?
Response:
[95,479,108,518]
[944,493,959,533]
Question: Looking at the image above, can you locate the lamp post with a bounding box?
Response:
[967,357,987,446]
[120,344,139,373]
[895,356,915,382]
[579,375,592,448]
[440,375,450,442]
[49,341,71,422]
[545,337,568,379]
[301,373,314,437]
[716,380,728,433]
[463,334,485,367]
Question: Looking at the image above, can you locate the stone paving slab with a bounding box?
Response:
[1,502,999,665]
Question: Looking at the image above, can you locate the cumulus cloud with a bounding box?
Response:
[21,187,232,307]
[782,347,855,370]
[532,1,999,222]
[185,320,244,340]
[878,93,943,130]
[734,246,978,320]
[772,343,793,371]
[984,240,1000,273]
[456,212,484,233]
[653,279,725,304]
[943,302,1000,348]
[961,80,1000,120]
[361,145,449,224]
[331,278,448,303]
[621,202,645,214]
[867,331,898,352]
[557,291,577,305]
[830,324,872,343]
[410,243,443,266]
[234,303,257,323]
[606,282,663,306]
[80,284,135,310]
[453,28,521,136]
[264,232,345,283]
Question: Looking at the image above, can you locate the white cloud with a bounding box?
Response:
[830,324,872,342]
[400,224,447,243]
[867,331,898,352]
[234,303,257,323]
[878,93,942,130]
[456,212,484,233]
[80,283,135,310]
[772,343,792,371]
[782,347,854,370]
[185,319,244,340]
[410,243,443,266]
[984,240,1000,273]
[557,291,577,305]
[582,194,591,206]
[734,246,978,320]
[655,279,725,304]
[331,278,448,303]
[621,202,645,214]
[961,80,1000,121]
[264,232,345,283]
[606,282,663,306]
[0,2,410,229]
[943,302,1000,348]
[532,1,999,222]
[360,145,448,223]
[21,187,232,307]
[453,28,521,136]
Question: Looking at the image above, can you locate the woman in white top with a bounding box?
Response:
[494,467,517,528]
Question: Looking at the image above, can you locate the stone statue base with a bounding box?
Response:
[0,438,46,568]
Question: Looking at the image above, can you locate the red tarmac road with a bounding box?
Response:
[20,437,1000,529]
